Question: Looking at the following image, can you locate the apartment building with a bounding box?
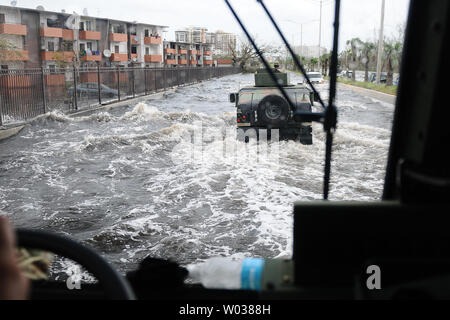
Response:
[0,4,167,70]
[207,30,237,56]
[175,27,208,44]
[163,40,213,67]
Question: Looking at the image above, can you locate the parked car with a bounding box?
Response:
[68,83,119,99]
[369,72,387,84]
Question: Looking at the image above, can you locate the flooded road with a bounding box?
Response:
[0,72,394,272]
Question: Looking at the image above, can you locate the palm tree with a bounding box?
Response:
[309,57,319,72]
[347,38,363,81]
[320,52,331,76]
[384,40,403,86]
[361,41,376,82]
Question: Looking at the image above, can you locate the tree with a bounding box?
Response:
[361,41,376,82]
[346,38,364,81]
[383,39,403,86]
[320,52,331,76]
[228,36,269,71]
[308,57,318,72]
[0,38,22,62]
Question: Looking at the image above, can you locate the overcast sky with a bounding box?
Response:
[1,0,410,51]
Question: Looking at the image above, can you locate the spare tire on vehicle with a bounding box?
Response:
[257,95,290,128]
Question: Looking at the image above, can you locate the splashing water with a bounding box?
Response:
[0,73,394,272]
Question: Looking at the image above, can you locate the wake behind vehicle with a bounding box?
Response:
[229,69,316,145]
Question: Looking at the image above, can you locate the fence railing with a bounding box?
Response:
[0,66,241,126]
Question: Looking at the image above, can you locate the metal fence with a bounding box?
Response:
[0,66,241,126]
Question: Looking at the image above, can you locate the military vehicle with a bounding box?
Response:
[229,68,317,145]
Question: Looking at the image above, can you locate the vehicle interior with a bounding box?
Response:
[5,0,450,300]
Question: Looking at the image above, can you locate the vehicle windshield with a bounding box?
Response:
[307,73,323,79]
[0,0,410,278]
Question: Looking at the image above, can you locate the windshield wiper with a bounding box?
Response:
[223,0,297,113]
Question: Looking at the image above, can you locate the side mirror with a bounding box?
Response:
[229,93,237,103]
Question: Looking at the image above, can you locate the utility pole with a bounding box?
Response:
[376,0,386,84]
[300,24,303,57]
[318,0,323,66]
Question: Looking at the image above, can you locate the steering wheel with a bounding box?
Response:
[16,229,136,300]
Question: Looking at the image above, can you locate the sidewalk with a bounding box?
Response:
[338,83,396,105]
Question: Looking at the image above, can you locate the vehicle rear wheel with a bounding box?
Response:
[257,95,290,127]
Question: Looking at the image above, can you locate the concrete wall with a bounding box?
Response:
[0,7,21,24]
[20,10,40,68]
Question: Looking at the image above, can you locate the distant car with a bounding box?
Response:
[369,72,387,84]
[68,83,119,99]
[306,72,325,84]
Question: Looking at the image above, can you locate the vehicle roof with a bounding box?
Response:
[239,84,311,91]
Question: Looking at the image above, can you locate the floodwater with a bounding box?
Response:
[0,72,394,273]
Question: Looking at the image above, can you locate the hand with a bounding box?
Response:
[0,216,30,300]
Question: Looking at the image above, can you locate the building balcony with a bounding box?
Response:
[79,30,101,40]
[110,53,128,62]
[3,50,29,61]
[178,49,188,55]
[81,54,102,62]
[190,59,198,65]
[189,50,199,55]
[109,33,128,42]
[0,23,27,36]
[165,59,177,65]
[144,36,162,45]
[178,59,187,65]
[131,36,139,45]
[218,59,233,65]
[62,29,74,40]
[145,54,162,63]
[203,60,213,65]
[203,50,212,56]
[40,27,63,38]
[164,48,177,54]
[41,51,74,62]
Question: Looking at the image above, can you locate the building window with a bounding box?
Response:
[80,43,85,51]
[114,45,119,53]
[48,42,55,52]
[145,29,149,37]
[85,21,92,31]
[145,47,149,55]
[1,65,8,70]
[131,46,137,54]
[0,14,5,24]
[79,22,85,31]
[63,41,73,51]
[87,42,92,51]
[48,65,56,73]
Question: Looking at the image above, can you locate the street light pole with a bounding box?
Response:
[301,24,303,57]
[376,0,386,84]
[318,0,323,65]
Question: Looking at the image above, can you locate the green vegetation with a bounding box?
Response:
[333,77,397,96]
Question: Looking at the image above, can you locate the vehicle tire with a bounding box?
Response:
[257,95,290,127]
